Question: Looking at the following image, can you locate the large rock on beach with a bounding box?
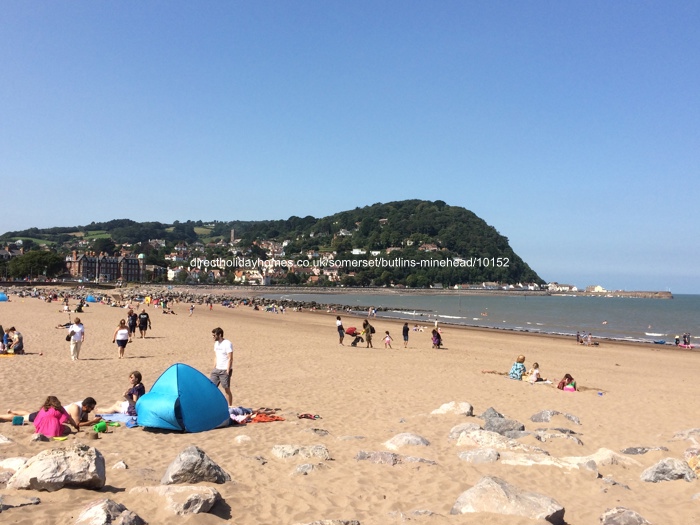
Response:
[7,444,105,491]
[161,446,231,485]
[450,475,565,524]
[599,506,651,525]
[479,407,505,420]
[383,432,430,451]
[130,485,221,515]
[484,417,525,436]
[75,498,145,525]
[640,457,697,483]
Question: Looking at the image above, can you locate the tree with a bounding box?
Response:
[8,251,65,278]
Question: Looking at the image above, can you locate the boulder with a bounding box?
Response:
[640,457,697,483]
[479,407,505,420]
[431,401,474,416]
[112,461,128,470]
[29,433,50,442]
[130,485,221,515]
[458,448,500,464]
[293,463,328,476]
[450,475,565,524]
[7,444,105,491]
[161,446,231,485]
[599,506,650,525]
[75,498,145,525]
[484,417,525,436]
[383,433,430,451]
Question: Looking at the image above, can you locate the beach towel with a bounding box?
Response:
[248,413,285,423]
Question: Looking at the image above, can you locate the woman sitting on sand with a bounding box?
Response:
[508,355,527,380]
[557,374,577,391]
[97,371,145,417]
[1,396,79,437]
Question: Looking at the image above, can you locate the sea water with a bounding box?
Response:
[262,292,700,344]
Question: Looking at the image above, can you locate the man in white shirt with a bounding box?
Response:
[69,318,85,361]
[210,327,233,406]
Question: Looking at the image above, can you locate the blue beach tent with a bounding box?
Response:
[136,363,229,433]
[0,293,8,302]
[85,295,98,303]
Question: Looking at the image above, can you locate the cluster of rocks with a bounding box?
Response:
[2,404,699,523]
[0,444,230,522]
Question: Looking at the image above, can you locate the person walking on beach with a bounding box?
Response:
[402,322,409,348]
[210,327,233,406]
[127,309,138,342]
[138,309,151,339]
[112,319,130,359]
[68,318,85,360]
[336,316,345,345]
[189,304,195,317]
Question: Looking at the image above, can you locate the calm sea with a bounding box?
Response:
[262,292,700,345]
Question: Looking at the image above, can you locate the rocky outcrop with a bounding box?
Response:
[161,446,231,485]
[599,506,651,525]
[640,458,697,483]
[130,485,221,515]
[7,444,105,491]
[75,499,145,525]
[272,444,332,460]
[450,476,565,524]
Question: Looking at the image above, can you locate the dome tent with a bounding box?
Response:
[85,295,98,303]
[0,293,8,302]
[136,363,229,433]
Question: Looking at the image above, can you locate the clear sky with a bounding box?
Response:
[2,2,698,292]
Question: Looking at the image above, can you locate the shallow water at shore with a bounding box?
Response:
[263,292,700,344]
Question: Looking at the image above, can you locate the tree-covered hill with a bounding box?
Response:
[1,200,543,286]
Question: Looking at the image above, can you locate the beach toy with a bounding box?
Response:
[12,416,24,426]
[93,421,107,433]
[598,392,604,396]
[53,436,68,441]
[107,422,120,427]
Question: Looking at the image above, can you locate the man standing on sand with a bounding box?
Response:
[68,317,85,360]
[402,322,409,348]
[138,309,151,339]
[210,327,233,406]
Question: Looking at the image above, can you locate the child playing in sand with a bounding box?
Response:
[527,362,548,383]
[384,331,393,349]
[508,355,527,380]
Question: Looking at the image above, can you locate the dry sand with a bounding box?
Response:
[0,292,699,524]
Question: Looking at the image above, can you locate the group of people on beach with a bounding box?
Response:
[336,317,416,349]
[482,354,577,391]
[0,370,145,438]
[0,325,24,354]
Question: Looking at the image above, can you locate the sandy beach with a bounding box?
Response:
[0,290,698,524]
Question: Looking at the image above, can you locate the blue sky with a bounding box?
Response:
[2,2,698,292]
